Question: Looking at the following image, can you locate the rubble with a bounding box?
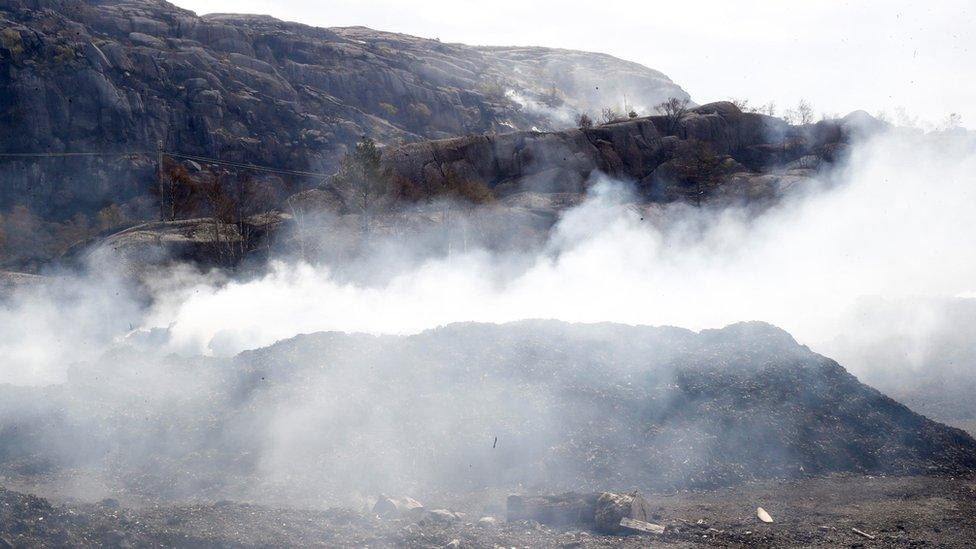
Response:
[477,516,499,527]
[618,517,666,535]
[1,320,975,504]
[372,495,424,520]
[425,509,461,523]
[505,491,651,534]
[2,475,976,547]
[593,492,651,534]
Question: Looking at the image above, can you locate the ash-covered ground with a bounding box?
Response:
[1,320,975,546]
[3,472,975,547]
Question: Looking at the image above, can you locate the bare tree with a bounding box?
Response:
[784,99,814,125]
[575,112,593,129]
[601,107,621,124]
[160,158,202,220]
[229,173,276,257]
[798,100,814,124]
[654,97,690,134]
[198,172,237,265]
[895,106,919,128]
[941,112,963,130]
[758,101,776,116]
[729,97,750,112]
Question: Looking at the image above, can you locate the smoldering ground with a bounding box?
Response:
[0,127,974,506]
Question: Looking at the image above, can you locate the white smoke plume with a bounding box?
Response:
[1,129,974,388]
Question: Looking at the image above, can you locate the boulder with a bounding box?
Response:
[594,492,651,534]
[372,495,424,519]
[506,493,600,526]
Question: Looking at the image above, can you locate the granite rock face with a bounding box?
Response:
[0,0,881,272]
[0,0,688,221]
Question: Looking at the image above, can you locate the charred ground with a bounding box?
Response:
[1,321,973,506]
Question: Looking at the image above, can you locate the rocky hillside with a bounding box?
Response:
[0,0,687,221]
[65,102,883,277]
[381,101,874,203]
[0,320,972,506]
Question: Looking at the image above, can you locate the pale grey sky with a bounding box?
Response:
[174,0,974,127]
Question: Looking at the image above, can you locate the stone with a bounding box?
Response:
[477,516,499,527]
[594,492,651,534]
[425,509,459,523]
[618,517,666,535]
[372,495,424,519]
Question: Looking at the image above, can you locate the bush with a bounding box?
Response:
[96,204,126,231]
[0,28,24,58]
[407,102,432,121]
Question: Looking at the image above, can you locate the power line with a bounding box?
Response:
[0,149,332,178]
[0,151,149,157]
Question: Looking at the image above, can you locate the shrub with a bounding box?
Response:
[378,102,398,117]
[407,102,432,121]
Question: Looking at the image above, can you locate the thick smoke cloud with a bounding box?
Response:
[151,130,976,368]
[0,127,974,508]
[1,129,974,388]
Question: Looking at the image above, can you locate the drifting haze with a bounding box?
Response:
[1,128,974,387]
[175,0,975,128]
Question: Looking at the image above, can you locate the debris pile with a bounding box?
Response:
[0,320,974,504]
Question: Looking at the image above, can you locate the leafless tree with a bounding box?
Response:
[729,97,750,112]
[941,112,963,130]
[758,101,776,116]
[655,97,690,134]
[601,107,621,124]
[198,172,237,265]
[895,106,919,128]
[575,112,593,129]
[784,99,814,125]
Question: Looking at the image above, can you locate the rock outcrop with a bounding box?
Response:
[382,101,868,204]
[64,211,288,274]
[0,269,43,295]
[0,0,688,222]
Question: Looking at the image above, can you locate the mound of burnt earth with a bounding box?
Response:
[0,321,973,504]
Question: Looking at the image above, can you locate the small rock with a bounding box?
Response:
[427,509,459,523]
[98,498,120,509]
[373,495,424,519]
[594,491,651,534]
[619,517,666,535]
[756,507,774,523]
[478,516,499,527]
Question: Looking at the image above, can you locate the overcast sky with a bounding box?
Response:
[174,0,974,128]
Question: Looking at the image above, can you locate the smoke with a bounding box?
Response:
[1,129,974,386]
[136,130,976,365]
[0,127,974,506]
[504,89,578,128]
